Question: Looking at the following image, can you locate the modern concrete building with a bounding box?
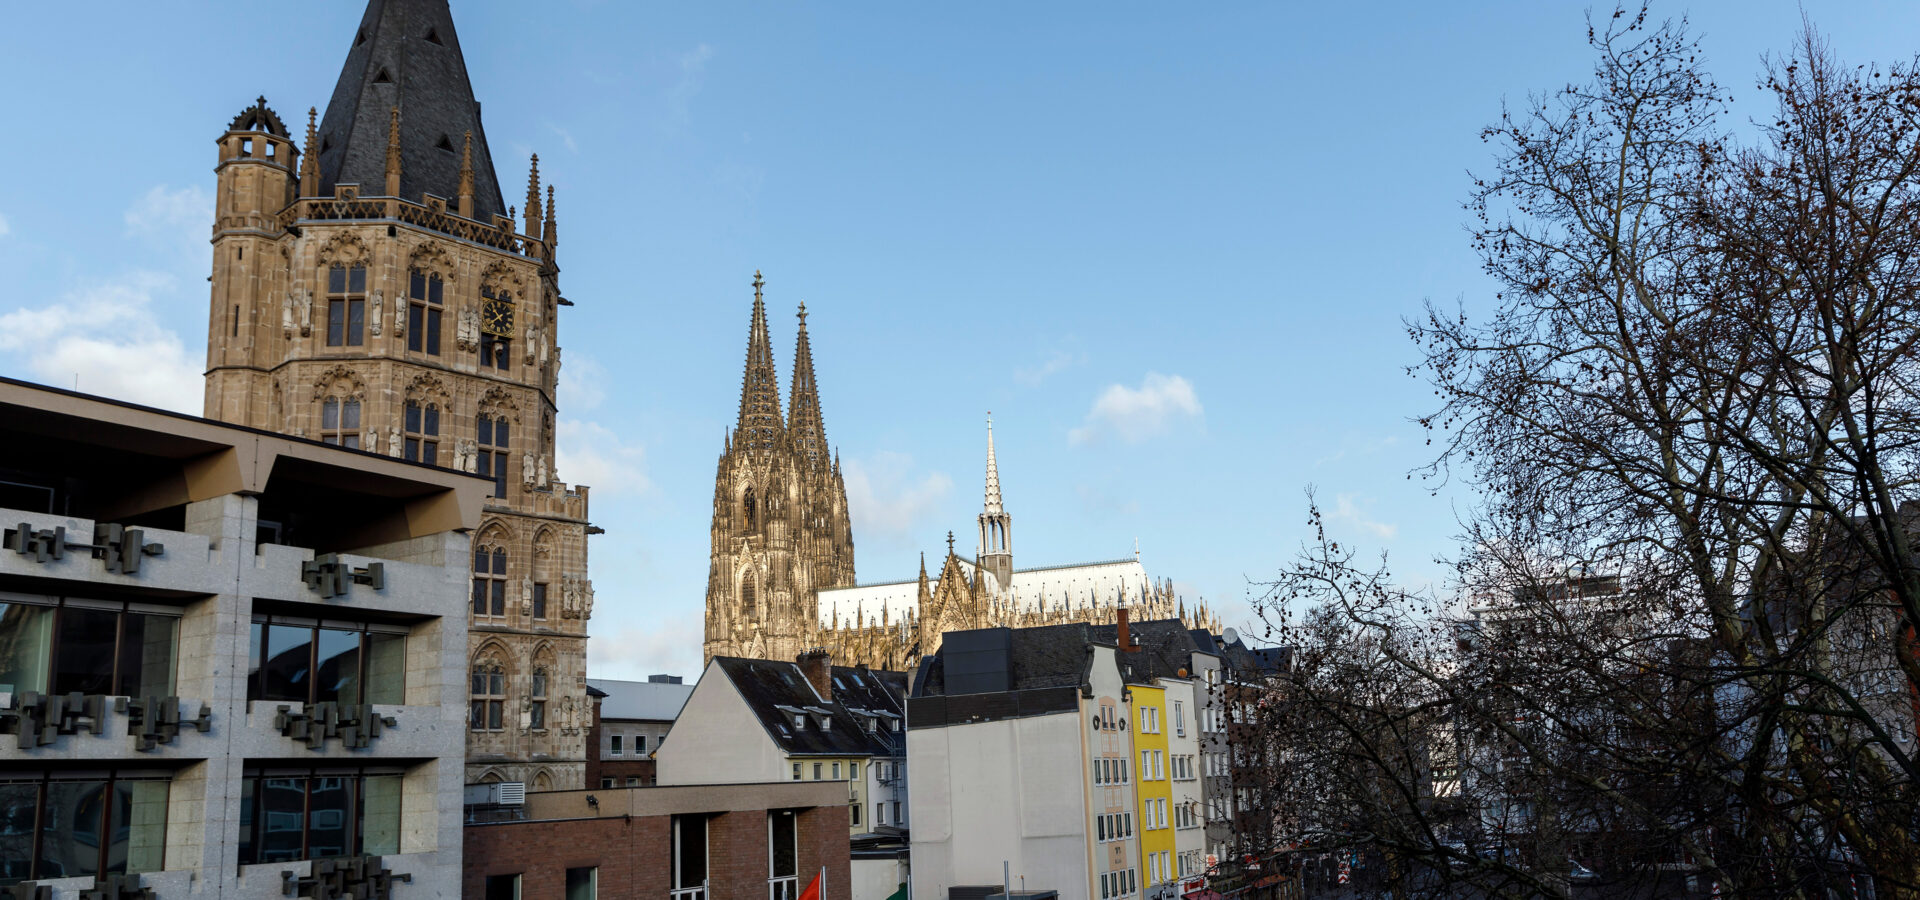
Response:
[0,377,485,899]
[906,623,1142,900]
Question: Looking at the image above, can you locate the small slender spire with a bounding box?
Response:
[524,154,543,237]
[300,107,319,197]
[543,185,557,247]
[383,107,402,197]
[456,131,475,217]
[984,413,1005,515]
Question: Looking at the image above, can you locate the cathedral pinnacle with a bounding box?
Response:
[300,107,319,198]
[788,298,829,467]
[384,106,402,196]
[733,271,784,455]
[544,184,558,249]
[456,131,475,217]
[984,413,1005,515]
[524,154,542,238]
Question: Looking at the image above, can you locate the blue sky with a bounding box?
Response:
[0,1,1911,679]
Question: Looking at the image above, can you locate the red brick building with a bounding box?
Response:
[465,782,851,900]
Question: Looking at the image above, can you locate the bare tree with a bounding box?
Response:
[1248,7,1920,898]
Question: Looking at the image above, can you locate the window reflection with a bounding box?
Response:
[0,773,167,886]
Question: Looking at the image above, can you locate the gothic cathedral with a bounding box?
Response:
[202,0,592,789]
[703,274,857,663]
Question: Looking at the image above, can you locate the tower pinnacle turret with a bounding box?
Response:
[734,270,784,455]
[788,300,829,467]
[979,414,1014,588]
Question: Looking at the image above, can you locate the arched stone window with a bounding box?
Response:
[742,573,759,622]
[325,263,368,347]
[470,655,506,732]
[530,665,549,730]
[743,487,757,529]
[404,399,441,465]
[406,268,445,356]
[320,397,361,447]
[473,542,508,617]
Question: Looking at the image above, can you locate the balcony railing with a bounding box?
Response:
[769,876,798,900]
[671,886,706,900]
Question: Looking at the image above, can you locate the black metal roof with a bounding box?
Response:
[915,622,1100,698]
[712,657,906,758]
[315,0,508,220]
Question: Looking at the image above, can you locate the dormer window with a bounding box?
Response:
[792,713,806,730]
[867,717,878,732]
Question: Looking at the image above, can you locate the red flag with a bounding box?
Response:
[798,869,824,900]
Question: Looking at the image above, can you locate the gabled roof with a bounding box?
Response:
[315,0,507,220]
[586,678,695,722]
[914,622,1101,697]
[1092,617,1206,684]
[711,657,905,757]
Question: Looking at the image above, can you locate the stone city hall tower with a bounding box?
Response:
[202,0,593,788]
[703,274,856,663]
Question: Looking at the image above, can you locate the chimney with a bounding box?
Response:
[796,648,832,702]
[1117,608,1138,651]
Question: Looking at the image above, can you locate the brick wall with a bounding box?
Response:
[463,804,850,900]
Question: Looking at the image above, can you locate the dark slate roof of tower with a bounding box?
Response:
[315,0,507,221]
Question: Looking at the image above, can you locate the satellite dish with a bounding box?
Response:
[1222,627,1240,646]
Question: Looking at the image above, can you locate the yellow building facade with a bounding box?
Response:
[1131,685,1177,892]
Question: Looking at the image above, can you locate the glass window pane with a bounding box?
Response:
[495,422,509,447]
[259,777,306,863]
[237,776,255,865]
[405,404,421,433]
[40,780,108,880]
[117,612,176,698]
[490,579,504,616]
[493,549,507,573]
[322,401,339,430]
[477,417,492,445]
[328,300,344,346]
[410,271,425,300]
[423,406,439,436]
[342,400,360,430]
[429,276,443,305]
[328,266,345,294]
[770,811,796,877]
[365,633,405,705]
[565,867,596,900]
[360,775,401,856]
[348,266,366,294]
[0,782,39,883]
[472,580,488,616]
[485,875,519,900]
[672,816,706,887]
[110,780,167,875]
[409,306,424,352]
[53,607,118,696]
[0,602,53,696]
[306,776,353,860]
[347,301,364,346]
[489,671,505,695]
[405,438,420,462]
[426,309,442,355]
[487,700,502,730]
[313,628,361,706]
[422,441,437,467]
[262,624,314,703]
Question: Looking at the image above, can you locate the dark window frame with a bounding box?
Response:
[246,613,407,707]
[0,595,180,699]
[325,264,367,348]
[236,766,402,866]
[0,769,170,885]
[406,269,444,357]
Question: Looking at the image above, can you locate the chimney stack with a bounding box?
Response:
[1117,608,1138,651]
[797,648,833,702]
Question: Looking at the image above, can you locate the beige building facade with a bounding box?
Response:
[200,0,592,788]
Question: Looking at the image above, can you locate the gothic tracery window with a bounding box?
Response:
[407,269,444,356]
[404,400,440,465]
[478,413,510,498]
[742,574,758,621]
[320,397,361,448]
[325,264,367,347]
[470,659,505,732]
[529,667,548,730]
[743,487,757,528]
[473,545,507,617]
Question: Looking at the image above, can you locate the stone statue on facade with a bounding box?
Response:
[387,425,403,457]
[393,295,407,337]
[368,290,383,337]
[521,575,534,615]
[537,453,549,487]
[523,323,540,365]
[582,580,595,619]
[282,292,295,338]
[298,289,313,336]
[521,452,536,488]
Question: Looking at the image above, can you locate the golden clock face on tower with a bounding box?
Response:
[481,297,514,337]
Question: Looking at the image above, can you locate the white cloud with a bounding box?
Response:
[124,184,212,238]
[1015,342,1086,386]
[1329,493,1399,541]
[558,352,608,412]
[666,43,714,127]
[1068,372,1203,445]
[556,419,649,494]
[0,273,203,413]
[546,123,579,153]
[587,613,704,681]
[843,451,953,551]
[0,212,11,238]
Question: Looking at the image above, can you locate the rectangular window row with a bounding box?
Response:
[248,615,406,707]
[0,770,168,886]
[0,595,177,699]
[1099,868,1137,899]
[1095,811,1132,842]
[1174,802,1199,829]
[1137,705,1159,734]
[237,768,401,865]
[1171,754,1196,780]
[1093,756,1130,786]
[1138,749,1167,781]
[874,799,903,826]
[1144,797,1167,829]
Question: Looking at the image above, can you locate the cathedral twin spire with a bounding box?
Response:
[732,271,832,468]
